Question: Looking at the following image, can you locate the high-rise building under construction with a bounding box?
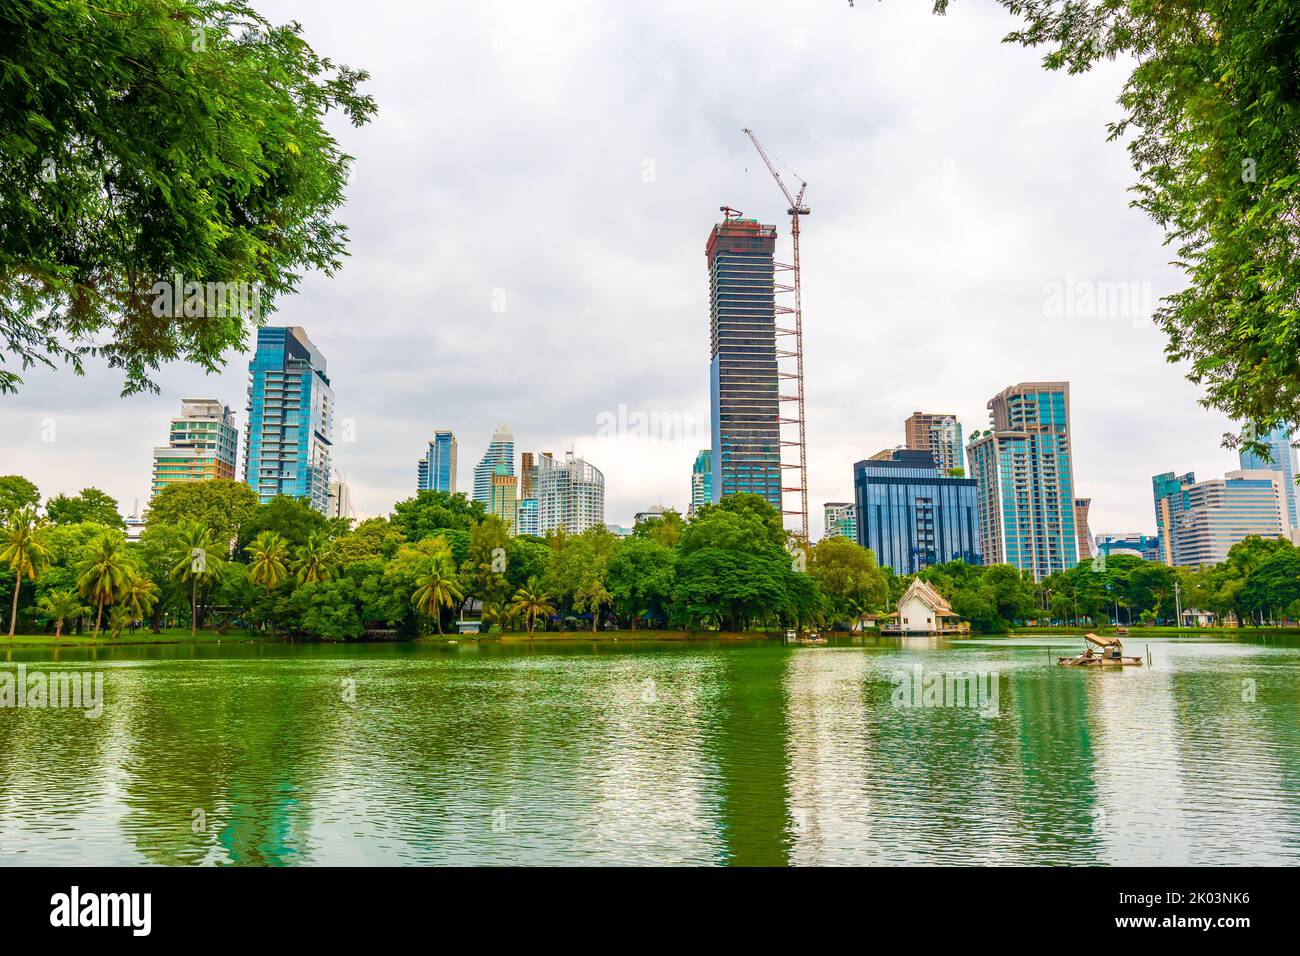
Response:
[706,215,782,511]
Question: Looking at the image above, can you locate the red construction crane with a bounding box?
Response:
[743,127,810,543]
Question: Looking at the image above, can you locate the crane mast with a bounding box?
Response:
[742,128,810,544]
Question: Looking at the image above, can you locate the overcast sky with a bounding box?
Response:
[1,0,1246,538]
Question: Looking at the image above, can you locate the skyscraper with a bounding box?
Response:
[966,382,1079,580]
[520,452,539,500]
[517,497,539,537]
[472,425,514,505]
[327,479,352,520]
[854,449,981,574]
[244,327,334,513]
[904,412,964,474]
[690,448,712,514]
[822,502,857,540]
[707,216,782,510]
[1164,469,1288,566]
[1239,425,1298,529]
[489,464,518,533]
[538,451,605,533]
[417,430,457,493]
[151,398,238,497]
[1153,470,1195,564]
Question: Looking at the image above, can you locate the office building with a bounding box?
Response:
[690,449,712,515]
[966,382,1079,580]
[1160,469,1289,567]
[538,451,605,534]
[488,465,518,533]
[150,398,238,497]
[243,327,335,513]
[1239,425,1298,529]
[1153,470,1196,564]
[904,412,964,474]
[472,425,514,505]
[707,216,782,509]
[822,502,857,540]
[417,430,457,493]
[520,452,541,501]
[854,449,981,575]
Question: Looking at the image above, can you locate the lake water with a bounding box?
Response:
[1,634,1297,865]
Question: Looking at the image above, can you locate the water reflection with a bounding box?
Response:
[0,636,1297,865]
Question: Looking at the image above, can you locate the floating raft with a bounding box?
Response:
[1057,633,1145,667]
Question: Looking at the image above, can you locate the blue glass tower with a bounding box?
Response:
[706,217,782,510]
[243,326,334,513]
[1239,425,1298,528]
[854,450,981,574]
[417,430,458,493]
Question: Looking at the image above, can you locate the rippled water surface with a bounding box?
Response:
[1,635,1298,865]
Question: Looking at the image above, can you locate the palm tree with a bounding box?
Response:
[508,579,556,636]
[121,570,161,627]
[171,522,225,637]
[1,507,51,638]
[35,589,89,639]
[107,605,132,640]
[293,531,336,585]
[411,559,464,636]
[76,533,130,634]
[246,531,290,593]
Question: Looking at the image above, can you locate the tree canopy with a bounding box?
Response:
[0,0,376,393]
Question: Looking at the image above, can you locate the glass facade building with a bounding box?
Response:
[706,218,782,510]
[417,430,458,493]
[1159,469,1288,567]
[472,425,514,505]
[854,449,981,574]
[690,448,712,514]
[966,382,1079,581]
[243,327,334,513]
[1152,470,1194,564]
[1239,425,1298,529]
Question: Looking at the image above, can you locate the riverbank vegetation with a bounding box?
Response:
[6,473,1300,641]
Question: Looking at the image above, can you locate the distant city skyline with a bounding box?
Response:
[0,0,1262,538]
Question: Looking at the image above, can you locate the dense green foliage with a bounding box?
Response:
[937,0,1300,453]
[0,0,376,393]
[0,484,898,638]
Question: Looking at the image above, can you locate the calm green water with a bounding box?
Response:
[1,635,1298,865]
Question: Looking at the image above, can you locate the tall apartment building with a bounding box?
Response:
[517,497,539,537]
[472,425,514,505]
[822,502,857,540]
[707,216,782,510]
[243,327,334,513]
[854,449,981,575]
[537,451,605,534]
[904,412,964,474]
[1158,469,1289,567]
[520,452,540,500]
[417,430,457,493]
[151,399,238,496]
[488,465,519,533]
[1239,425,1299,529]
[966,382,1079,580]
[690,448,712,515]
